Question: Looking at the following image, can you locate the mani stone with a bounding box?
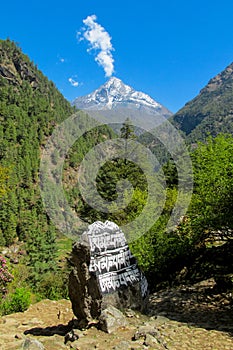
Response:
[68,220,148,327]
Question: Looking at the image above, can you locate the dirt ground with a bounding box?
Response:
[0,280,233,350]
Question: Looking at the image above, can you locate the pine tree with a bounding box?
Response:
[120,117,136,160]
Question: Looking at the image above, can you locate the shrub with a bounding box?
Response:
[0,255,13,295]
[1,287,31,315]
[36,270,69,300]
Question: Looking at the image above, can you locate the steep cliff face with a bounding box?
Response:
[0,48,38,88]
[171,62,233,142]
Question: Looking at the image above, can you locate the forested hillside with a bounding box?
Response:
[171,62,233,142]
[0,39,232,318]
[0,39,115,306]
[0,39,75,247]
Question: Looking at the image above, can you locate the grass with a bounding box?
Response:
[56,236,73,261]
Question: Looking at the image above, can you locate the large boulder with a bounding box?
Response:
[98,305,128,333]
[68,221,148,327]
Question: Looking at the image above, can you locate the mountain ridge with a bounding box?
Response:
[171,62,233,142]
[73,77,172,119]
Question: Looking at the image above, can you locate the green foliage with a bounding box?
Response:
[56,236,73,256]
[0,40,72,245]
[129,186,192,280]
[190,134,233,238]
[128,134,233,287]
[65,119,151,227]
[0,39,119,297]
[0,39,75,290]
[162,160,178,187]
[108,187,148,234]
[120,117,136,141]
[0,287,31,315]
[36,270,69,300]
[130,219,192,287]
[9,262,29,290]
[0,166,9,201]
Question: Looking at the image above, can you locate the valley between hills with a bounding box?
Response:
[0,39,233,349]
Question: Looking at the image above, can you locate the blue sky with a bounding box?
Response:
[1,0,233,112]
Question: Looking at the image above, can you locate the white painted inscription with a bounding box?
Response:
[84,221,148,297]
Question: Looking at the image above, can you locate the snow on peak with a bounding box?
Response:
[104,76,123,88]
[73,77,172,117]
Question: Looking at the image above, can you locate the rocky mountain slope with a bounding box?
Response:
[171,62,233,142]
[73,77,172,131]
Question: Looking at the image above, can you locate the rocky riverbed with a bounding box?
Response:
[0,279,232,350]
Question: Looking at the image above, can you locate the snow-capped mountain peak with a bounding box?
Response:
[103,76,125,90]
[73,77,172,118]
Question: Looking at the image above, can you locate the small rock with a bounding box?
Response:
[153,315,170,325]
[124,309,137,318]
[64,329,79,344]
[99,305,128,333]
[144,333,160,347]
[133,325,159,340]
[112,340,131,349]
[69,339,81,349]
[3,318,20,327]
[15,334,23,339]
[22,338,45,350]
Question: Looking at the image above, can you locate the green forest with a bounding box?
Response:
[0,39,232,316]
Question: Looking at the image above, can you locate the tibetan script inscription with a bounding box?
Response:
[84,221,148,297]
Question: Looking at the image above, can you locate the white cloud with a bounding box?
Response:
[56,55,66,65]
[79,14,114,77]
[68,77,79,87]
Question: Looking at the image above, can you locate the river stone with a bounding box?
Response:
[68,221,148,327]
